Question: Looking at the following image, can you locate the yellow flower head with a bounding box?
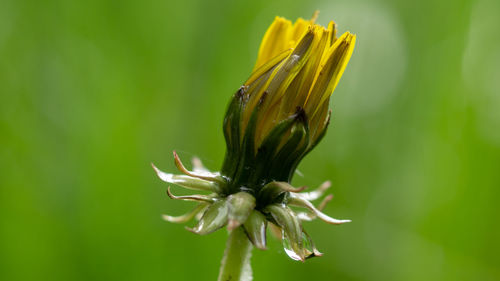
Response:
[245,13,355,144]
[222,13,356,183]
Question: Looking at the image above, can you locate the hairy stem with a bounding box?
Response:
[217,227,253,281]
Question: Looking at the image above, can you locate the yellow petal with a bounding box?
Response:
[241,55,289,136]
[290,18,311,43]
[246,49,292,86]
[254,17,293,70]
[304,32,356,117]
[263,29,316,110]
[327,21,337,46]
[277,25,330,120]
[255,29,317,144]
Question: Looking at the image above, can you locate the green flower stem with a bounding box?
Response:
[217,227,253,281]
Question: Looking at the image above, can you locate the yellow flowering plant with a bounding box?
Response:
[153,12,355,281]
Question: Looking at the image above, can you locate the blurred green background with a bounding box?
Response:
[1,0,499,280]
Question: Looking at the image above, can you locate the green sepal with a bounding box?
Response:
[264,204,305,261]
[247,115,298,190]
[153,164,221,193]
[226,92,268,193]
[227,192,256,230]
[258,182,287,207]
[279,113,311,183]
[221,87,246,178]
[269,120,308,182]
[187,199,229,235]
[168,175,219,192]
[241,100,260,166]
[302,230,323,259]
[255,107,309,183]
[255,115,296,163]
[304,110,331,156]
[162,203,208,224]
[242,210,268,250]
[257,181,307,208]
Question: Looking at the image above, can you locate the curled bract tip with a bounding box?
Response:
[173,151,225,185]
[161,203,207,223]
[289,195,350,225]
[166,186,216,203]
